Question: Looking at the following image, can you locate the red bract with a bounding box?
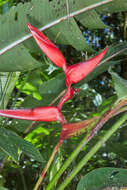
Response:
[27,23,67,73]
[58,48,107,108]
[0,107,65,124]
[66,48,107,87]
[60,116,99,141]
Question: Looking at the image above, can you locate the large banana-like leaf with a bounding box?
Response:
[97,0,127,13]
[0,0,127,72]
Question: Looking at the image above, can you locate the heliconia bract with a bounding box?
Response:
[0,107,65,124]
[66,48,107,87]
[60,116,99,141]
[27,23,67,72]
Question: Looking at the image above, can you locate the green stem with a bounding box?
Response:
[33,140,63,190]
[57,113,127,190]
[46,132,90,190]
[19,168,27,190]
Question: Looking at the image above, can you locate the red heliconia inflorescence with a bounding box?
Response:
[27,23,107,110]
[27,23,67,73]
[0,107,65,125]
[0,24,108,185]
[0,23,107,138]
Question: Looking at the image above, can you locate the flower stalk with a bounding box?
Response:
[33,140,63,190]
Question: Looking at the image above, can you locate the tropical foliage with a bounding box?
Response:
[0,0,127,189]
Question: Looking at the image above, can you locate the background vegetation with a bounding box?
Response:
[0,0,127,189]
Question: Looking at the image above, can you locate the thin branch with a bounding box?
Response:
[66,0,70,22]
[0,0,113,56]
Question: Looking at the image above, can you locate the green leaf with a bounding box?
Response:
[16,69,42,100]
[77,167,127,190]
[0,44,42,72]
[0,149,8,161]
[107,142,127,160]
[0,128,18,161]
[0,128,43,162]
[18,135,43,163]
[46,18,93,51]
[0,187,8,190]
[68,0,107,29]
[39,73,66,106]
[0,72,20,109]
[0,0,9,6]
[1,0,127,71]
[97,0,127,13]
[21,73,65,108]
[25,126,50,146]
[76,10,107,29]
[109,69,127,101]
[10,119,33,133]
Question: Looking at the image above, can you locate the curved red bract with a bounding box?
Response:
[0,107,65,124]
[60,116,99,141]
[27,23,67,73]
[66,48,107,86]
